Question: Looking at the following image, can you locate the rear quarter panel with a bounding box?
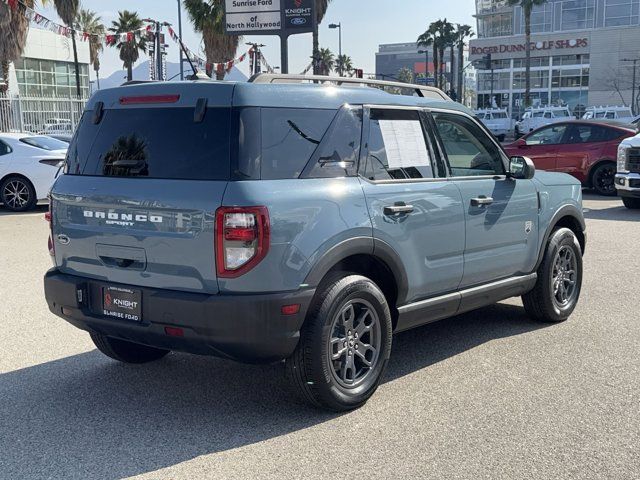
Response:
[220,177,372,293]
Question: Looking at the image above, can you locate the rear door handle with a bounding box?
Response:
[471,196,494,207]
[383,203,414,215]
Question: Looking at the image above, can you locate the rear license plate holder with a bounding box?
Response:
[102,286,142,322]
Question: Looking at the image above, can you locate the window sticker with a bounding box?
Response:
[378,119,430,169]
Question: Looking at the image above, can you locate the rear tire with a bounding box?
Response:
[622,196,640,209]
[286,274,392,411]
[90,333,170,364]
[1,176,37,212]
[590,162,617,196]
[497,134,506,142]
[522,228,582,323]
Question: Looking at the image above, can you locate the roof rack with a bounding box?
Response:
[248,73,452,101]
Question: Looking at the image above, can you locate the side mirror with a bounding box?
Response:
[509,156,535,180]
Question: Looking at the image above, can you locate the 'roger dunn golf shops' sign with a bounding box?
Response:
[224,0,315,35]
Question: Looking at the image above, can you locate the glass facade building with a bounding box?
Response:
[470,0,640,117]
[13,58,90,98]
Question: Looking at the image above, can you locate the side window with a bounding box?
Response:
[261,108,335,179]
[525,124,568,145]
[544,111,552,118]
[0,140,11,156]
[364,109,435,181]
[304,106,362,178]
[433,112,506,177]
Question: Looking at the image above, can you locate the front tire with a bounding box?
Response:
[1,176,37,212]
[286,274,392,411]
[622,196,640,209]
[522,228,583,323]
[590,162,617,196]
[90,333,170,364]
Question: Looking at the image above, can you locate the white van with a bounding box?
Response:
[515,106,572,136]
[475,108,513,141]
[582,106,634,123]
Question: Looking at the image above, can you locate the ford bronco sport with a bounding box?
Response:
[44,74,586,411]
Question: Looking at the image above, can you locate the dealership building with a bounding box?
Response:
[469,0,640,117]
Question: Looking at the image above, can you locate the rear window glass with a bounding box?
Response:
[66,108,230,180]
[20,136,68,151]
[261,108,335,179]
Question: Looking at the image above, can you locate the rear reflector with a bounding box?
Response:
[281,304,300,315]
[119,95,180,105]
[164,326,184,337]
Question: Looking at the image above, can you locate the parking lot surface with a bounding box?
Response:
[0,194,638,480]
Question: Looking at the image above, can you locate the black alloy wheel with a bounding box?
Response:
[591,162,617,196]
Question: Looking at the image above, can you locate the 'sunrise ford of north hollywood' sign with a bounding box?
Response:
[224,0,315,35]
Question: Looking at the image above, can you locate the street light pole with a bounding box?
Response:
[177,0,184,81]
[329,23,342,75]
[418,49,429,84]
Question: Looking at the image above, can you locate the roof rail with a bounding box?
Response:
[248,73,452,101]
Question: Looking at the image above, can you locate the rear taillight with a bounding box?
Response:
[46,198,54,257]
[215,206,270,278]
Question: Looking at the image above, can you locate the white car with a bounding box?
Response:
[515,107,572,137]
[0,133,67,212]
[475,108,513,142]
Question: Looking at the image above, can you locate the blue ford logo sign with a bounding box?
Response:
[291,17,306,25]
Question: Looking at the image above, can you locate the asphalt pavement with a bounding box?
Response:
[0,194,638,480]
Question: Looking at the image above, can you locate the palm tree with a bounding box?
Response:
[317,48,335,76]
[507,0,548,106]
[454,24,474,102]
[335,54,353,77]
[52,0,81,96]
[76,9,105,90]
[313,0,332,75]
[109,10,146,82]
[0,0,41,95]
[184,0,240,80]
[397,67,414,84]
[416,29,435,82]
[435,19,455,91]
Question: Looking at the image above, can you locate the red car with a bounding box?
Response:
[504,120,635,195]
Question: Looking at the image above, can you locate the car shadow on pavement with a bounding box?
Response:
[581,204,639,222]
[0,303,548,480]
[0,204,48,217]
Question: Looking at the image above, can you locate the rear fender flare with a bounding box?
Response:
[303,237,409,305]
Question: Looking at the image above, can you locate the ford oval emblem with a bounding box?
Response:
[291,17,306,25]
[57,234,70,245]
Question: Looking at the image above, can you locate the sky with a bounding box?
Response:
[38,0,476,80]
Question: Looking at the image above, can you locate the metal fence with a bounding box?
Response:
[0,92,87,135]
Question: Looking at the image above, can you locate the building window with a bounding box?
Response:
[513,70,549,89]
[552,54,589,66]
[477,13,513,37]
[520,3,553,33]
[14,57,90,98]
[561,0,596,30]
[604,0,640,26]
[513,57,550,68]
[477,71,511,91]
[551,68,590,88]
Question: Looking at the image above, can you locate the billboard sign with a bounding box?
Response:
[224,0,315,35]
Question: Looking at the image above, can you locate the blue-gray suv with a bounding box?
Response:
[44,75,586,411]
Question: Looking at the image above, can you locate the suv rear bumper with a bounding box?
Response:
[615,173,640,197]
[44,269,315,363]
